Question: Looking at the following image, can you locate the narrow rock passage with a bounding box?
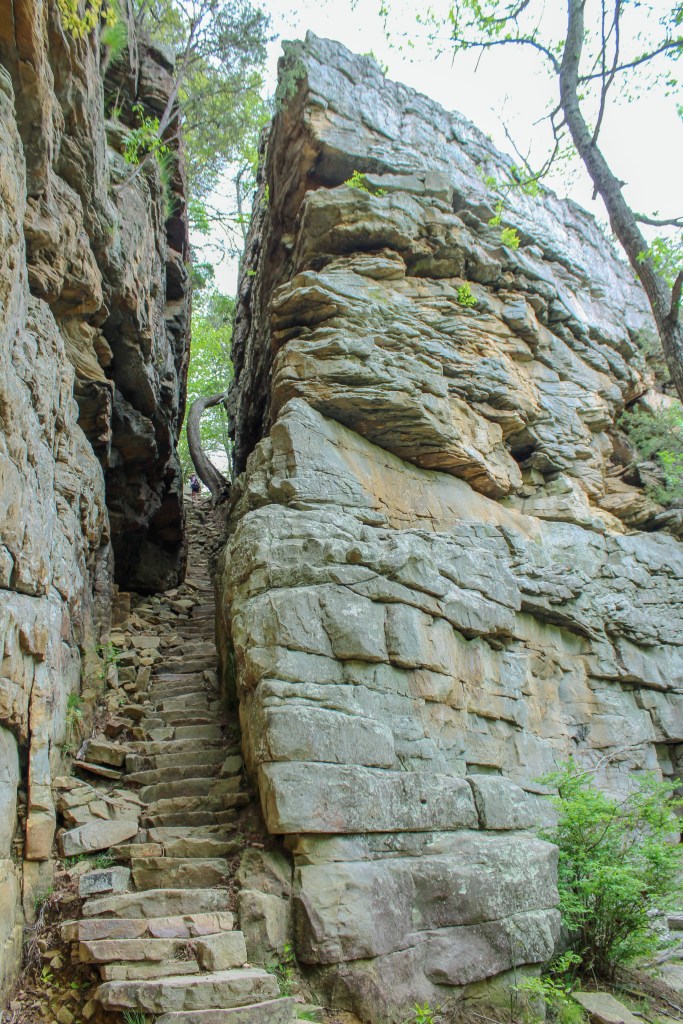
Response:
[59,502,296,1023]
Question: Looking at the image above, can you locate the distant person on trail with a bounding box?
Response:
[189,473,201,501]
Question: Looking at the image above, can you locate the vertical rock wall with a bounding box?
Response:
[0,0,190,999]
[220,34,683,1022]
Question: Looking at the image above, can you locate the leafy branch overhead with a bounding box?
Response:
[380,1,683,402]
[129,0,270,250]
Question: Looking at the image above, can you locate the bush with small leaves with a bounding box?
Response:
[57,0,116,39]
[539,760,682,980]
[456,282,477,308]
[500,226,521,249]
[620,403,683,507]
[344,170,386,196]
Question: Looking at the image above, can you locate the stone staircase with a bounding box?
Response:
[57,501,296,1023]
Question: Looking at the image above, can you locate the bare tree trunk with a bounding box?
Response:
[187,393,231,503]
[560,0,683,403]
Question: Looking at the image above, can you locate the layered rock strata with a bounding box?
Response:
[0,0,190,999]
[220,34,683,1022]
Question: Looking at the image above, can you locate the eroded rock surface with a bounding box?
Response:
[0,0,189,999]
[220,33,683,1022]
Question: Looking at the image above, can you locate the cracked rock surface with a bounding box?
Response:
[221,33,683,1022]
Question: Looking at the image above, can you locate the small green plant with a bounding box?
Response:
[410,1003,436,1024]
[274,48,307,111]
[101,0,127,63]
[488,198,505,227]
[34,886,55,914]
[124,103,168,166]
[515,952,584,1024]
[267,942,296,996]
[94,852,115,869]
[500,226,521,250]
[65,692,83,740]
[246,269,257,278]
[456,282,477,308]
[63,853,91,868]
[123,1012,148,1024]
[637,235,683,288]
[155,148,178,221]
[262,183,270,207]
[620,402,683,506]
[539,760,682,980]
[39,964,55,986]
[56,0,116,39]
[344,170,386,196]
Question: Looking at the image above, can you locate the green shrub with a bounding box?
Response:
[344,170,386,196]
[57,0,116,39]
[124,103,169,166]
[500,225,521,250]
[409,1004,436,1024]
[539,761,682,980]
[456,282,477,308]
[516,952,585,1024]
[620,403,683,506]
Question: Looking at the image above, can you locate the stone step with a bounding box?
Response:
[132,857,232,890]
[153,672,208,683]
[151,711,216,727]
[100,959,200,981]
[76,911,235,941]
[161,837,241,859]
[155,695,210,711]
[82,888,231,919]
[154,998,297,1024]
[142,790,247,819]
[142,810,227,829]
[146,825,235,842]
[81,931,247,968]
[139,777,226,803]
[161,660,217,674]
[174,724,223,741]
[96,968,281,1013]
[126,748,226,773]
[127,737,224,755]
[82,936,202,964]
[127,763,221,787]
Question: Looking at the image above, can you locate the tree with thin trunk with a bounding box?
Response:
[186,392,231,502]
[382,1,683,400]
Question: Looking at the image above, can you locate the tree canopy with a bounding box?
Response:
[132,0,270,255]
[379,1,683,401]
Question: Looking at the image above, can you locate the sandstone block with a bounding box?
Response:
[467,776,536,830]
[79,866,131,897]
[259,762,478,834]
[195,931,248,971]
[60,819,138,857]
[238,889,290,963]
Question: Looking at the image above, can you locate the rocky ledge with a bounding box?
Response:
[219,33,683,1022]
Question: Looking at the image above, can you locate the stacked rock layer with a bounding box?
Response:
[0,0,190,997]
[220,34,683,1021]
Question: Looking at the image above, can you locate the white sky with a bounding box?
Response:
[208,0,682,293]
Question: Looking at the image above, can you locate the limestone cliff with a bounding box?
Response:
[220,34,683,1021]
[0,0,190,997]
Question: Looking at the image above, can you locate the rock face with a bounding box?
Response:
[0,0,189,998]
[220,34,683,1022]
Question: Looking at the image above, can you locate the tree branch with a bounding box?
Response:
[451,34,561,73]
[634,213,683,228]
[578,37,683,82]
[671,270,683,323]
